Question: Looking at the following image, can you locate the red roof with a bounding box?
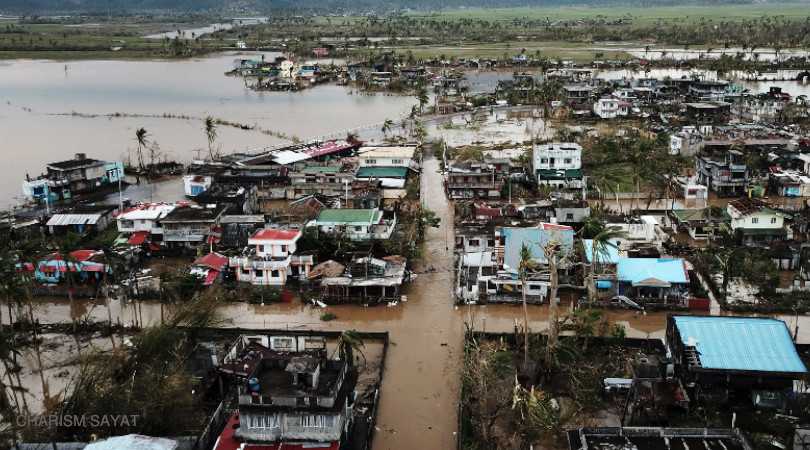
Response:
[303,140,355,158]
[194,252,229,271]
[127,231,149,245]
[251,229,301,241]
[215,413,339,450]
[203,270,220,286]
[540,222,573,231]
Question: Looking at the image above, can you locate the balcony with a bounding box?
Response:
[163,230,206,242]
[230,256,291,270]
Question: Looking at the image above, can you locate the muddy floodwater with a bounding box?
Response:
[10,153,810,449]
[0,53,415,208]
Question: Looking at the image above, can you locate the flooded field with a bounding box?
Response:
[0,53,415,208]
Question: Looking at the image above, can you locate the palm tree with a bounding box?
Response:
[204,116,218,160]
[135,127,149,172]
[542,242,560,364]
[518,244,534,369]
[583,226,626,302]
[415,87,429,114]
[381,118,393,138]
[334,329,366,368]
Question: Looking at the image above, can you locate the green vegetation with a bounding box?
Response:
[320,311,338,321]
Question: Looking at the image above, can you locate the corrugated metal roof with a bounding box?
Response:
[617,258,688,286]
[46,214,102,227]
[673,316,807,373]
[356,166,410,179]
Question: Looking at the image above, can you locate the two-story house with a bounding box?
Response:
[532,143,584,189]
[23,153,124,204]
[116,203,177,243]
[593,98,629,119]
[309,209,396,241]
[727,198,790,245]
[696,148,748,197]
[445,164,503,200]
[215,334,357,450]
[358,146,418,171]
[230,228,313,285]
[160,205,227,249]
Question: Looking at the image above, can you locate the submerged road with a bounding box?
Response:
[10,147,810,448]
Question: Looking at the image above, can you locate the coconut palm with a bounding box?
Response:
[204,116,218,160]
[381,118,393,138]
[542,242,560,364]
[415,87,429,114]
[135,127,149,172]
[518,244,534,369]
[334,329,366,368]
[583,226,626,302]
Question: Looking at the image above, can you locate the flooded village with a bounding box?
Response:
[3,4,810,450]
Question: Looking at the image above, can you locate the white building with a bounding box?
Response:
[229,229,313,286]
[183,175,213,197]
[593,98,629,119]
[358,146,418,171]
[532,143,584,189]
[669,126,704,156]
[726,198,790,245]
[116,203,177,235]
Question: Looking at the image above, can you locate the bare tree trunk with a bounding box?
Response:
[545,245,559,364]
[521,274,529,369]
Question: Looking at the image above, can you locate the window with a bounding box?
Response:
[354,226,363,232]
[365,159,376,165]
[271,337,294,351]
[751,217,759,224]
[566,213,574,221]
[771,217,778,224]
[564,158,572,164]
[280,245,287,252]
[255,269,264,277]
[540,158,548,164]
[258,245,265,252]
[248,413,279,429]
[302,415,336,428]
[242,269,250,276]
[271,270,280,278]
[468,239,480,247]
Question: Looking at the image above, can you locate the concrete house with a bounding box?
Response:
[160,205,228,249]
[23,153,124,204]
[230,228,313,285]
[309,209,396,241]
[532,143,584,189]
[726,198,790,245]
[116,203,177,239]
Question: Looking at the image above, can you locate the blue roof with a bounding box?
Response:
[673,316,807,373]
[616,258,688,286]
[583,239,621,264]
[502,226,574,273]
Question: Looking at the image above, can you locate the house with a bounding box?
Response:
[194,183,259,215]
[616,258,689,303]
[288,166,355,200]
[318,255,407,304]
[309,209,396,241]
[183,174,214,197]
[500,223,576,274]
[230,228,313,285]
[684,102,731,124]
[593,98,629,119]
[445,164,503,200]
[116,203,177,239]
[532,143,584,189]
[696,148,748,197]
[354,166,410,189]
[726,198,790,245]
[190,252,230,286]
[32,249,110,285]
[669,127,704,156]
[667,316,807,402]
[46,205,117,235]
[567,428,753,450]
[160,205,228,249]
[671,208,730,240]
[769,169,810,197]
[215,334,356,450]
[358,146,418,171]
[219,214,267,248]
[22,153,124,204]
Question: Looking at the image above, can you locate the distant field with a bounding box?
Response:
[397,42,633,62]
[408,3,810,23]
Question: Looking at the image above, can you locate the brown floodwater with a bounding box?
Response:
[0,53,415,208]
[10,152,810,449]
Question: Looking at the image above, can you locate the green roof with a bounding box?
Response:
[536,168,583,180]
[317,209,379,224]
[356,166,410,178]
[301,166,341,174]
